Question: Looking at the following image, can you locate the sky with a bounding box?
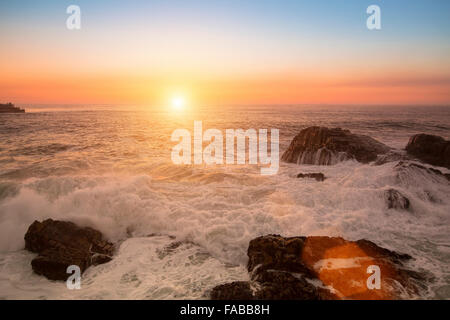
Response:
[1,0,450,106]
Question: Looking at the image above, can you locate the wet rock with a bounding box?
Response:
[210,281,254,300]
[157,241,190,259]
[384,189,410,210]
[252,269,334,300]
[246,235,313,277]
[24,219,114,281]
[210,235,428,300]
[282,127,391,165]
[405,134,450,169]
[297,172,326,181]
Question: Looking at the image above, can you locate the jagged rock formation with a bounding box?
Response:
[405,134,450,169]
[384,189,410,210]
[210,235,429,300]
[282,127,391,165]
[24,219,114,281]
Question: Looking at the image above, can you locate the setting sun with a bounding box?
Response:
[171,96,186,112]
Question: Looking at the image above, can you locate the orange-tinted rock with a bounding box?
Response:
[211,235,429,300]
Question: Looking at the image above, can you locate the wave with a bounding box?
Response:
[11,143,74,157]
[295,148,352,165]
[0,160,448,298]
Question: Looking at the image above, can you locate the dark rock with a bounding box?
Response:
[210,281,254,300]
[405,134,450,169]
[247,235,313,278]
[24,219,114,281]
[384,189,410,210]
[297,173,326,181]
[253,269,334,300]
[354,239,412,263]
[210,235,428,300]
[157,240,194,259]
[282,127,391,165]
[31,248,90,280]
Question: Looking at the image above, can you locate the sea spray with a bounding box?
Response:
[171,121,279,175]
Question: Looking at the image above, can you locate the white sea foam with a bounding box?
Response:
[0,159,449,299]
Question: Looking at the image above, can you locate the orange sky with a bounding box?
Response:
[2,70,449,106]
[1,1,450,106]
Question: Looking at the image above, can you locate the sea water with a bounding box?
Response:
[0,105,449,299]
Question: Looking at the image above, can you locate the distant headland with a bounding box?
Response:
[0,102,25,113]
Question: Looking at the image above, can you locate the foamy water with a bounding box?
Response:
[0,105,449,299]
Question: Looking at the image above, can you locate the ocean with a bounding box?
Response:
[0,105,449,299]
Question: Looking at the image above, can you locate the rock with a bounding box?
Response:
[210,235,428,300]
[252,270,332,300]
[24,219,114,281]
[31,248,90,280]
[384,189,410,210]
[210,281,254,300]
[405,134,450,169]
[282,127,391,165]
[297,173,326,181]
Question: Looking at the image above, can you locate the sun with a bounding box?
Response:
[171,96,186,112]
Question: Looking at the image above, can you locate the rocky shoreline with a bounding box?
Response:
[281,126,392,165]
[210,235,430,300]
[282,126,450,170]
[22,127,448,299]
[23,221,432,300]
[286,127,450,213]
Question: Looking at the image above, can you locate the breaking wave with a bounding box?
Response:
[0,105,449,299]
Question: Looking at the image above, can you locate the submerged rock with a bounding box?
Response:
[24,219,114,281]
[297,172,326,181]
[210,235,428,300]
[282,127,391,165]
[374,151,411,166]
[393,161,449,204]
[384,189,410,210]
[405,134,450,169]
[395,161,450,183]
